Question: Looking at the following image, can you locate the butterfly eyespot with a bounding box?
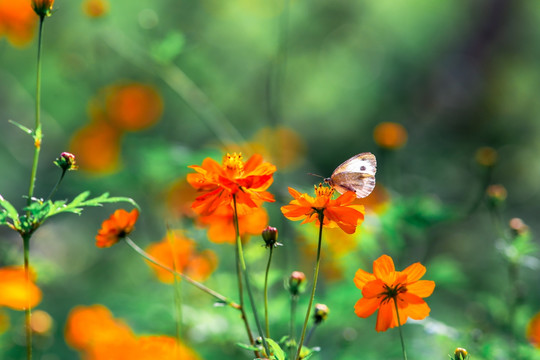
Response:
[326,152,377,198]
[360,166,366,171]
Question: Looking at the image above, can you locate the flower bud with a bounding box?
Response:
[262,226,279,248]
[509,217,529,237]
[54,152,78,172]
[486,184,506,208]
[287,271,306,296]
[454,347,468,360]
[313,303,329,324]
[32,0,55,17]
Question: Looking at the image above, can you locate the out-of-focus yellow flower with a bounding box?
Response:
[30,310,53,335]
[0,0,37,47]
[475,146,497,167]
[373,122,407,150]
[0,266,42,310]
[82,0,109,18]
[146,231,218,283]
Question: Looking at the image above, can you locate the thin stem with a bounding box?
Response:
[295,213,324,360]
[28,16,45,208]
[289,295,297,360]
[123,237,241,310]
[263,246,274,338]
[394,298,408,360]
[304,325,317,346]
[22,234,32,360]
[232,195,270,357]
[46,170,66,201]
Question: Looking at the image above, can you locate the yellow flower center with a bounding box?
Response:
[223,153,244,172]
[314,183,333,198]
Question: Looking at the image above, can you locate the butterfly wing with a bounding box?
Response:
[328,153,377,198]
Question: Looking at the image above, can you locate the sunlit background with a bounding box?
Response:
[1,0,540,358]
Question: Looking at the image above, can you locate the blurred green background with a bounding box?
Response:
[1,0,540,358]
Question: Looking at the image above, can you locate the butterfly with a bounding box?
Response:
[324,152,377,198]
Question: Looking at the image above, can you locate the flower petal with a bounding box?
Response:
[407,280,435,298]
[353,268,376,289]
[402,262,426,282]
[375,301,394,332]
[354,297,380,318]
[362,279,385,299]
[373,255,396,284]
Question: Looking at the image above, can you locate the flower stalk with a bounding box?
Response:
[263,245,273,338]
[123,237,240,310]
[394,298,408,360]
[295,212,324,360]
[232,195,270,357]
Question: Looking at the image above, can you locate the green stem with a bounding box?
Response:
[394,298,408,360]
[46,170,66,201]
[123,237,241,310]
[28,16,45,208]
[289,295,297,360]
[264,246,274,338]
[295,213,324,360]
[22,234,32,360]
[232,195,270,357]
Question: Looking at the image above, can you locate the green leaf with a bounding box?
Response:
[266,338,285,360]
[0,195,19,221]
[8,119,33,135]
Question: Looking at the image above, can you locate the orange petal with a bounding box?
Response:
[375,301,394,332]
[401,299,431,320]
[353,268,376,289]
[354,297,380,318]
[407,280,435,298]
[362,279,385,299]
[402,262,426,282]
[373,255,396,284]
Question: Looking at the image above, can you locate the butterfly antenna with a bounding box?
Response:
[307,173,324,179]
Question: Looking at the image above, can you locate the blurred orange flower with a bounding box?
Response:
[166,179,198,218]
[527,311,540,348]
[66,305,200,360]
[69,120,123,173]
[0,266,42,310]
[104,83,163,131]
[146,231,218,283]
[96,209,139,248]
[82,0,109,18]
[354,254,435,332]
[373,122,407,150]
[198,205,268,244]
[281,184,365,234]
[187,153,276,216]
[0,0,37,47]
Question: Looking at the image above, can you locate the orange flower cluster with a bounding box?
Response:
[65,305,200,360]
[0,0,37,47]
[527,311,540,348]
[354,255,435,332]
[95,209,139,248]
[187,153,275,243]
[146,231,217,283]
[0,266,42,310]
[281,184,365,234]
[70,82,163,173]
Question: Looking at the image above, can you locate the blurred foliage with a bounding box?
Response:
[1,0,540,359]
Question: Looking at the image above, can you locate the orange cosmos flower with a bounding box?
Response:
[198,205,268,244]
[146,231,217,283]
[95,209,139,248]
[187,153,276,216]
[65,305,135,352]
[353,254,435,332]
[0,0,37,47]
[527,311,540,348]
[373,122,407,150]
[0,266,42,310]
[281,184,365,234]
